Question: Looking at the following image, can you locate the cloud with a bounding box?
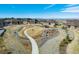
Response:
[61,5,79,12]
[66,4,77,7]
[44,4,55,10]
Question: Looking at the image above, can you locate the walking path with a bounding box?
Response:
[24,28,39,54]
[24,27,67,54]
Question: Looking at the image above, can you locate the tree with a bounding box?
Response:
[35,19,38,24]
[49,22,51,25]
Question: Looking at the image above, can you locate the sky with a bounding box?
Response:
[0,4,79,19]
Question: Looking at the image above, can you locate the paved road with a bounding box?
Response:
[39,28,67,54]
[24,28,39,54]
